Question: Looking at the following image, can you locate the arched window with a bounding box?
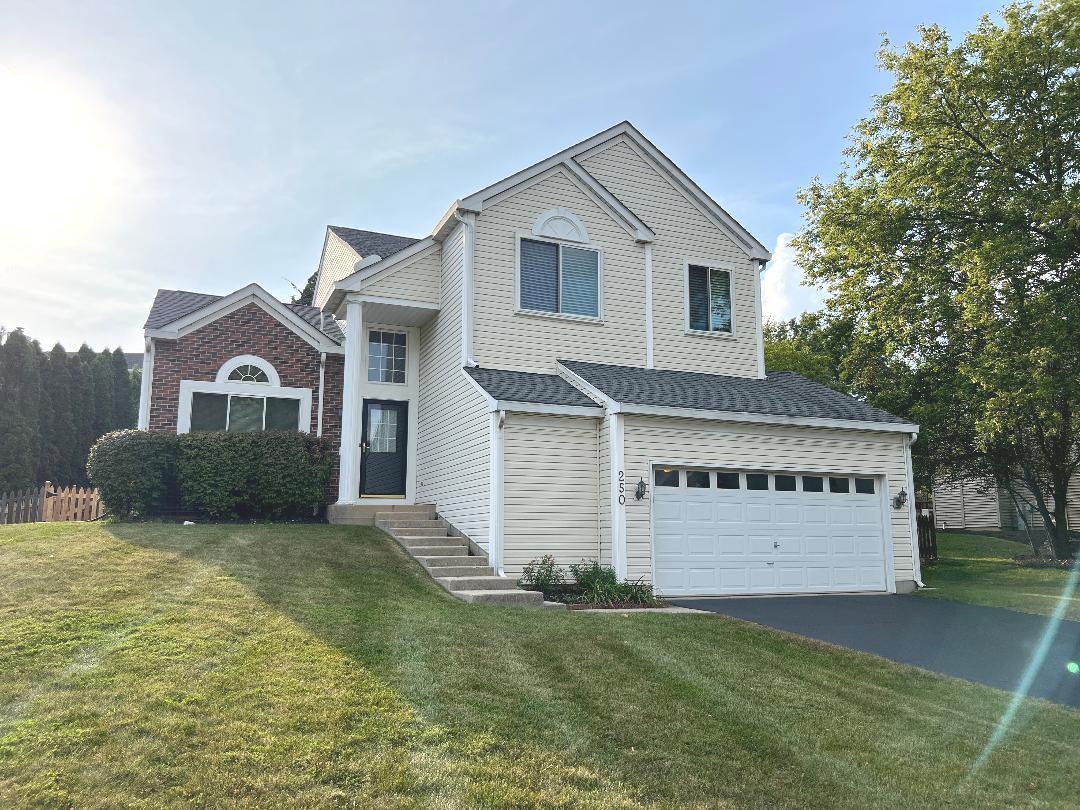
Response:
[227,364,269,383]
[215,355,281,386]
[532,207,589,243]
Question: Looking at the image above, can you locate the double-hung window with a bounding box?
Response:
[519,237,600,318]
[687,264,733,334]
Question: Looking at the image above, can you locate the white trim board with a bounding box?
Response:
[176,379,313,434]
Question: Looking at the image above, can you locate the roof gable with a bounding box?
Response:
[327,226,420,258]
[145,284,344,350]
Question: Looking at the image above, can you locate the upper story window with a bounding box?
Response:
[227,364,269,383]
[368,330,406,384]
[519,237,600,318]
[687,264,733,334]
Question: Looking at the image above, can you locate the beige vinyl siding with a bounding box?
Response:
[313,231,360,310]
[502,413,601,575]
[620,415,916,586]
[932,479,1001,529]
[580,138,761,378]
[360,246,442,306]
[471,167,647,373]
[416,225,491,547]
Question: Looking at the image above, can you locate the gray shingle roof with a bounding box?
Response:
[465,367,601,408]
[144,289,345,344]
[559,360,914,426]
[328,226,420,259]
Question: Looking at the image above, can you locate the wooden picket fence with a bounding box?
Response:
[915,500,938,561]
[0,482,103,525]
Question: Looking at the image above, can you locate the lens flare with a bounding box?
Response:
[1068,662,1079,675]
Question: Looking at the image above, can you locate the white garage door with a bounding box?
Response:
[653,468,888,596]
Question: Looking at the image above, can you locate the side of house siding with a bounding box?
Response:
[416,225,491,547]
[932,479,1001,529]
[360,246,443,306]
[579,137,761,378]
[471,167,647,373]
[313,231,361,310]
[501,413,601,575]
[619,416,916,586]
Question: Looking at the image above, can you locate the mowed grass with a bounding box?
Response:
[919,532,1080,621]
[2,524,1079,808]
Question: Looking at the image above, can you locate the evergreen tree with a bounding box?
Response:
[110,348,135,429]
[293,271,318,306]
[40,344,77,484]
[89,349,114,440]
[129,366,143,427]
[0,330,43,491]
[70,346,98,486]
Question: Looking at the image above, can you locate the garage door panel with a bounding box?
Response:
[653,469,888,596]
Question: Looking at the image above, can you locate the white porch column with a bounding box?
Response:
[338,300,364,502]
[609,412,627,581]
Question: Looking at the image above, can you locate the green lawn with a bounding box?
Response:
[919,532,1080,621]
[2,524,1079,808]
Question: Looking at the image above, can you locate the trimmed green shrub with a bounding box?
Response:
[177,431,335,519]
[87,429,178,518]
[518,555,566,592]
[568,560,662,607]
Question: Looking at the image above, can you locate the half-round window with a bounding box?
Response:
[227,364,269,383]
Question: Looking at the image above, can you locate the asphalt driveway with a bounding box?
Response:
[671,594,1080,708]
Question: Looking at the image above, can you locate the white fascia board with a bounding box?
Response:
[577,126,772,261]
[460,122,635,210]
[460,367,499,410]
[337,237,438,292]
[346,293,441,312]
[148,283,343,353]
[562,160,654,242]
[495,401,604,417]
[617,402,920,434]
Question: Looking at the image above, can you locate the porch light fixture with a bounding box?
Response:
[892,488,908,510]
[635,478,647,500]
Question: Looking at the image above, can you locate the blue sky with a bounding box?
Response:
[0,0,992,351]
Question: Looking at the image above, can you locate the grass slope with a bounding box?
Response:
[1,522,1079,808]
[919,532,1080,621]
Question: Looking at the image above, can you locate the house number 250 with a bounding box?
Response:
[618,470,625,505]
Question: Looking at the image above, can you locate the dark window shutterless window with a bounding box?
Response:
[746,473,769,491]
[190,392,228,431]
[654,468,679,487]
[829,477,851,494]
[687,265,732,333]
[716,472,740,489]
[855,478,876,495]
[802,476,824,492]
[190,392,302,433]
[520,238,599,317]
[775,475,797,492]
[686,470,710,488]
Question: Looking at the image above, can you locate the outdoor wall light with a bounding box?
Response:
[892,488,909,510]
[635,478,647,500]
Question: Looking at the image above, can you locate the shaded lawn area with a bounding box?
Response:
[2,524,1079,808]
[919,532,1080,622]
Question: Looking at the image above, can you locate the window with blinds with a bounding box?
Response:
[519,237,599,317]
[688,264,733,333]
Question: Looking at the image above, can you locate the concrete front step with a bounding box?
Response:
[408,545,469,557]
[435,575,519,591]
[378,519,447,530]
[397,535,463,548]
[451,589,545,606]
[385,526,451,538]
[330,503,435,525]
[425,565,496,578]
[416,554,490,569]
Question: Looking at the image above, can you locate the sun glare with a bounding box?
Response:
[0,65,133,258]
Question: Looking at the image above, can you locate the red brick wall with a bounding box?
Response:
[148,302,344,494]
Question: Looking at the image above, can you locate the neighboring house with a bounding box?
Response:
[933,476,1080,532]
[138,121,924,596]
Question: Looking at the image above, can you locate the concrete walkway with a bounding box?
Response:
[671,594,1080,708]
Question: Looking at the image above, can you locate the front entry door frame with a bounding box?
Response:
[359,399,409,498]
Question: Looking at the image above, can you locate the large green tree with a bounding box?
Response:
[0,330,43,491]
[794,0,1080,557]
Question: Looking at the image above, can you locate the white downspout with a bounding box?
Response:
[137,337,154,429]
[643,245,654,369]
[316,351,326,437]
[906,431,925,587]
[754,258,767,379]
[489,409,505,575]
[338,300,364,503]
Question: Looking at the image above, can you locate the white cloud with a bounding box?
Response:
[760,232,828,323]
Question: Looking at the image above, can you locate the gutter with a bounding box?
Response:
[316,351,326,437]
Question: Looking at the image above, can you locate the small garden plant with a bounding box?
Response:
[518,557,663,608]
